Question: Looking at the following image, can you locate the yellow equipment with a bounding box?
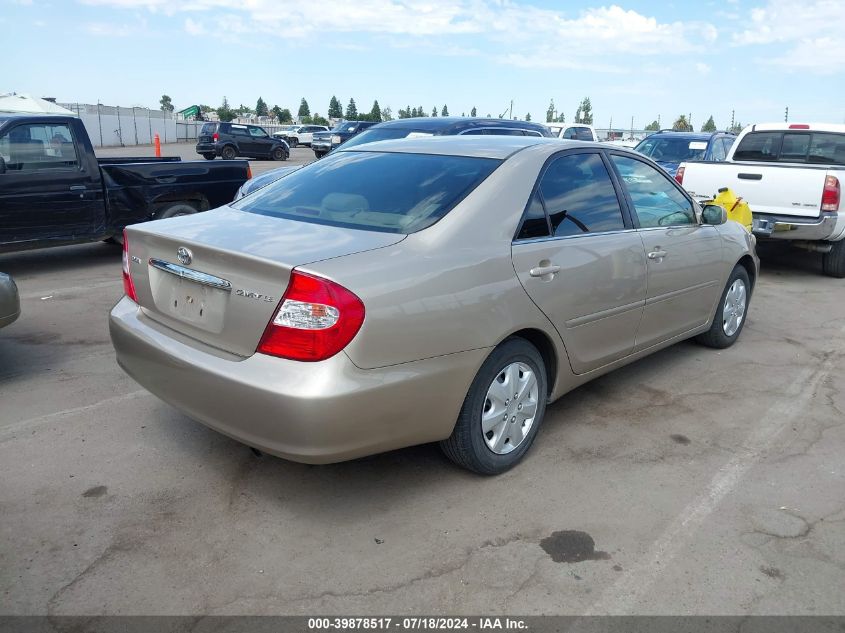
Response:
[702,187,753,232]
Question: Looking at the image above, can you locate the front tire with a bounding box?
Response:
[822,240,845,278]
[272,147,288,161]
[314,151,326,159]
[695,264,751,349]
[288,137,298,148]
[440,338,547,475]
[221,146,237,160]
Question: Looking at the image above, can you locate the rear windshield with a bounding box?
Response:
[233,151,501,234]
[733,131,845,164]
[200,122,217,135]
[634,136,707,162]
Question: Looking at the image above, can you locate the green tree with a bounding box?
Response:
[328,96,343,119]
[575,97,593,125]
[159,94,174,112]
[525,112,532,122]
[672,114,692,131]
[381,106,393,121]
[470,106,477,117]
[432,106,438,117]
[311,113,329,126]
[216,96,235,122]
[546,99,555,123]
[277,108,292,123]
[199,104,213,114]
[441,104,449,117]
[298,98,310,119]
[645,120,660,131]
[370,100,382,122]
[255,97,269,117]
[701,115,717,132]
[345,98,358,119]
[270,105,283,121]
[418,106,425,118]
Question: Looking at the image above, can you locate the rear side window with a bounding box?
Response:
[710,137,727,161]
[539,153,625,237]
[200,123,217,135]
[231,126,249,137]
[733,132,782,161]
[234,151,501,234]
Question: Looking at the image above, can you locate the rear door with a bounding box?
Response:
[608,153,723,350]
[511,150,647,374]
[0,121,105,246]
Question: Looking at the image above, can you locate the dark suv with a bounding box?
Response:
[311,121,378,158]
[633,130,736,177]
[196,122,289,161]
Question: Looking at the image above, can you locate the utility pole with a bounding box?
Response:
[785,106,789,122]
[658,114,661,128]
[630,116,634,139]
[730,109,735,131]
[688,112,692,131]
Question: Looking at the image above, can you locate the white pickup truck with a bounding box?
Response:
[677,123,845,277]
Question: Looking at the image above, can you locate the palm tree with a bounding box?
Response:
[672,115,692,131]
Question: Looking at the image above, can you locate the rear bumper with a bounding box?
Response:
[195,143,219,155]
[753,211,844,241]
[109,297,486,463]
[311,141,331,152]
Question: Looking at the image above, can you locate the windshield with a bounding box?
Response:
[232,151,501,234]
[635,137,707,163]
[341,128,432,150]
[331,121,358,133]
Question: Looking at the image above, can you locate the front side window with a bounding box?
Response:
[230,125,249,137]
[0,123,79,172]
[611,155,695,228]
[248,126,268,138]
[539,153,625,237]
[234,151,501,234]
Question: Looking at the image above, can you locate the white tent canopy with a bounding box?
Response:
[0,93,77,116]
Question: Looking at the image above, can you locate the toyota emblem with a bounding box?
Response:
[177,247,192,266]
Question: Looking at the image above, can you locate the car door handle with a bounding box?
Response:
[69,185,87,191]
[529,264,561,278]
[738,173,763,180]
[647,250,668,260]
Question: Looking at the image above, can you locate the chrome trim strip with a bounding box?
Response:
[645,280,719,306]
[565,299,646,328]
[148,258,232,291]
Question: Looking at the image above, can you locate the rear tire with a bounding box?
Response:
[156,202,198,220]
[440,338,547,475]
[822,240,845,278]
[221,146,237,160]
[288,137,298,148]
[272,147,288,161]
[695,265,751,349]
[314,151,326,159]
[202,153,215,160]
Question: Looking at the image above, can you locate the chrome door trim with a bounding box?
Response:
[148,258,232,291]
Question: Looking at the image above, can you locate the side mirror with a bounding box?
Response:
[701,204,728,226]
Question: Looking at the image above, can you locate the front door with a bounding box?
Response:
[511,151,647,375]
[248,126,273,157]
[608,153,723,350]
[0,121,105,247]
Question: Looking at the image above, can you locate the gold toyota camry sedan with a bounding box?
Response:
[110,136,758,474]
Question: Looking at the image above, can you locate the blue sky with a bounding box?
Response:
[3,0,845,129]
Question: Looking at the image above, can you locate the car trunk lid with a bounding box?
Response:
[125,206,403,357]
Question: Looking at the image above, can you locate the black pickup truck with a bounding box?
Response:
[0,114,250,253]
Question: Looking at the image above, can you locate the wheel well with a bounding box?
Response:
[507,328,557,397]
[152,196,208,219]
[737,254,757,291]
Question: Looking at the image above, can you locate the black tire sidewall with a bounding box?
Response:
[156,203,198,220]
[222,146,237,160]
[457,339,548,474]
[272,147,287,161]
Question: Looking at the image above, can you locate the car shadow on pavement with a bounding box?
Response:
[0,242,121,279]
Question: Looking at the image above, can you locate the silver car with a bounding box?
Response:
[0,273,20,329]
[110,137,758,474]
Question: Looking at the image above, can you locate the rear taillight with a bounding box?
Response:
[246,164,252,180]
[789,124,810,129]
[212,132,219,141]
[257,271,365,362]
[822,175,840,212]
[122,230,138,302]
[675,165,685,185]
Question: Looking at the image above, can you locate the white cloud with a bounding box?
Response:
[695,62,711,74]
[79,1,718,68]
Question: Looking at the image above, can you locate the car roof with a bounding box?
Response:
[338,135,594,159]
[365,116,551,135]
[644,130,729,140]
[0,113,77,123]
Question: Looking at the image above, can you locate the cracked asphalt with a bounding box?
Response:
[1,225,844,615]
